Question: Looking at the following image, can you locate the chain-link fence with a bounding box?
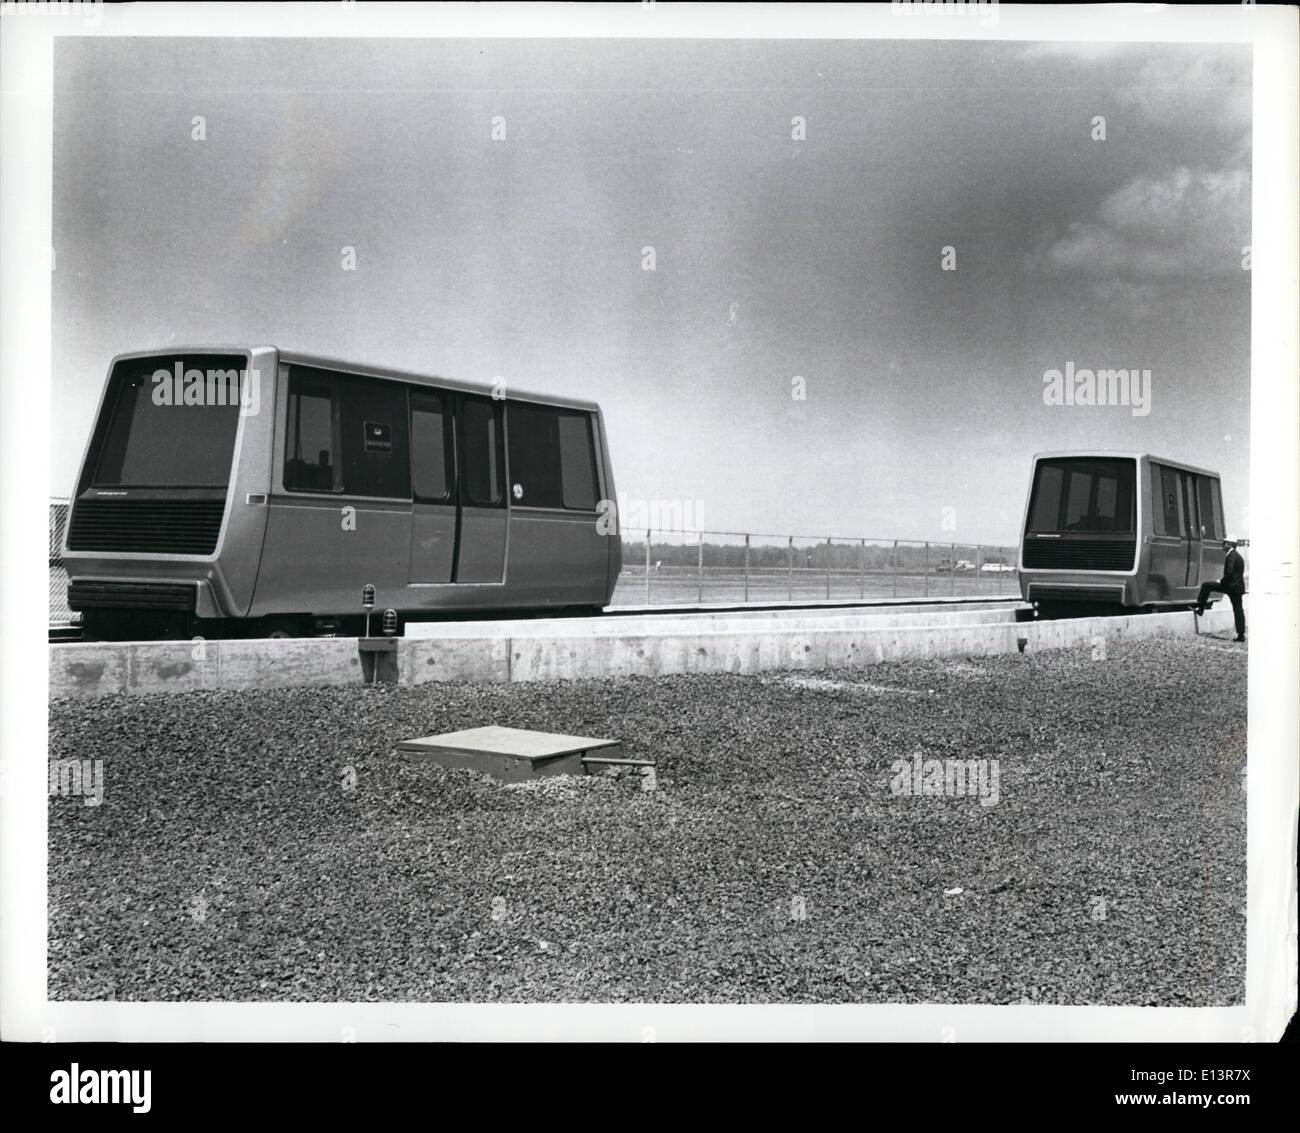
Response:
[610,529,1020,606]
[50,498,78,626]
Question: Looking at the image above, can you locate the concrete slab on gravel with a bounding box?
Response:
[395,724,622,782]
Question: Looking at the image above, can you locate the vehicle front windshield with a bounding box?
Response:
[1027,458,1136,533]
[93,354,249,488]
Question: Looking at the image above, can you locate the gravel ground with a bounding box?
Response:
[48,635,1246,1004]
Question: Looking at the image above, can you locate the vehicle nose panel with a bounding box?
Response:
[67,497,227,555]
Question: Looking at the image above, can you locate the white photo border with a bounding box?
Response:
[2,0,1295,1042]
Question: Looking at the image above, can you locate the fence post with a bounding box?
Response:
[744,534,750,603]
[825,537,832,600]
[697,535,704,605]
[645,529,651,604]
[924,541,929,597]
[893,540,898,598]
[976,544,984,594]
[951,542,957,596]
[787,536,793,602]
[859,539,865,600]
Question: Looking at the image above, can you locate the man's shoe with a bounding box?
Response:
[1234,634,1246,643]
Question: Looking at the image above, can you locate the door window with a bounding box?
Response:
[459,398,503,507]
[1153,465,1184,536]
[1182,472,1200,538]
[410,392,452,502]
[1196,476,1221,540]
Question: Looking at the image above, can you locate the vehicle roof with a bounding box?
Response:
[281,349,604,411]
[1030,451,1221,478]
[109,346,603,413]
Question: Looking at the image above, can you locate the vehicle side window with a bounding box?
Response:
[1197,476,1220,540]
[1211,479,1226,541]
[285,367,410,498]
[507,403,599,510]
[1154,465,1183,536]
[1028,464,1063,530]
[410,391,451,502]
[338,375,410,499]
[285,371,342,493]
[459,398,503,507]
[558,413,599,509]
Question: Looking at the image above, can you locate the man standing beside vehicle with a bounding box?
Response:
[1195,536,1247,642]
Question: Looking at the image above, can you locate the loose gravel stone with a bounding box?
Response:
[48,636,1246,1003]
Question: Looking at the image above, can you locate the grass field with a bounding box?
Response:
[48,633,1244,1004]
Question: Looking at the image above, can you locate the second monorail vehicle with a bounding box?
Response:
[1018,451,1240,616]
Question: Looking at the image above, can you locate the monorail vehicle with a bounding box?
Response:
[1018,452,1241,616]
[63,348,620,639]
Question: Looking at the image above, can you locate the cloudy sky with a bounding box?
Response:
[52,37,1251,542]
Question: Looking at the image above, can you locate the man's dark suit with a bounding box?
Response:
[1197,546,1246,638]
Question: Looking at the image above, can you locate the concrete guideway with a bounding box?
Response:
[48,602,1239,699]
[406,600,1026,640]
[602,594,1023,616]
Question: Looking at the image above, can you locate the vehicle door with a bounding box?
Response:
[1194,475,1225,587]
[452,395,507,583]
[408,389,455,583]
[1180,470,1202,588]
[1148,463,1187,598]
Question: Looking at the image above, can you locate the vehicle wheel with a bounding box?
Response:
[260,616,303,639]
[80,610,116,641]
